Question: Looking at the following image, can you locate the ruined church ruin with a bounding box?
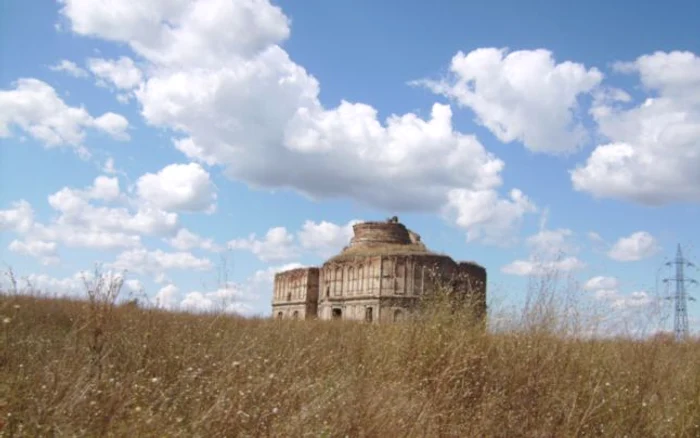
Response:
[272,217,487,322]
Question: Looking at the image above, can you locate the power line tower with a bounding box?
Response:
[663,244,697,341]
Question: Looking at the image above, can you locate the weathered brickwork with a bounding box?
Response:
[272,267,319,320]
[272,218,486,322]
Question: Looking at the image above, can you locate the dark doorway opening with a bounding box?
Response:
[365,307,373,323]
[332,308,342,320]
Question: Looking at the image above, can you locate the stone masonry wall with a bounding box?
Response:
[272,268,319,319]
[349,222,412,247]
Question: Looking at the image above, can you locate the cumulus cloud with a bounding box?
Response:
[583,275,658,319]
[501,211,584,276]
[154,284,181,310]
[0,78,130,155]
[228,227,297,262]
[165,228,221,252]
[526,228,575,257]
[49,59,88,77]
[8,239,60,266]
[445,188,537,245]
[501,256,585,276]
[0,174,184,258]
[229,219,360,262]
[110,248,212,278]
[57,0,532,243]
[48,184,178,237]
[93,112,130,140]
[157,262,304,316]
[2,269,143,300]
[584,276,620,291]
[0,200,34,233]
[572,51,700,204]
[136,163,217,213]
[607,231,660,261]
[87,56,143,89]
[415,47,603,154]
[297,219,359,257]
[89,176,121,201]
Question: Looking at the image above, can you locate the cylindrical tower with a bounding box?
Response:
[314,217,487,322]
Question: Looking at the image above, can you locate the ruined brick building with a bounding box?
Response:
[272,217,487,322]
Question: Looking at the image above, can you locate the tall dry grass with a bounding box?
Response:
[1,271,699,437]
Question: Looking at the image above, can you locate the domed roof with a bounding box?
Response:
[325,216,444,263]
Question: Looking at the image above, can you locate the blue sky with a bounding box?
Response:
[1,0,698,335]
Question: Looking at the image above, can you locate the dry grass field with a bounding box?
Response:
[1,272,699,437]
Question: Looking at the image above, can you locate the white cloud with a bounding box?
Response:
[179,287,251,314]
[154,284,180,310]
[572,51,700,204]
[110,248,212,277]
[229,219,358,262]
[59,0,291,68]
[610,291,655,310]
[0,200,34,233]
[89,176,121,201]
[136,163,217,213]
[415,47,603,154]
[445,188,537,245]
[584,276,620,291]
[526,228,574,257]
[0,78,130,154]
[87,56,143,89]
[58,0,530,243]
[0,175,184,253]
[176,261,302,316]
[165,228,221,252]
[49,59,88,78]
[228,226,297,262]
[502,216,583,276]
[48,183,178,236]
[12,272,87,297]
[34,224,141,250]
[608,231,660,262]
[3,269,141,300]
[8,239,60,266]
[501,256,585,276]
[93,112,130,140]
[297,220,359,257]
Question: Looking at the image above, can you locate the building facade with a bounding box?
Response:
[272,217,486,322]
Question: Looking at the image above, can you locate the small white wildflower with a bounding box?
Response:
[2,317,10,324]
[272,407,279,414]
[13,305,20,309]
[135,406,142,412]
[151,377,159,383]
